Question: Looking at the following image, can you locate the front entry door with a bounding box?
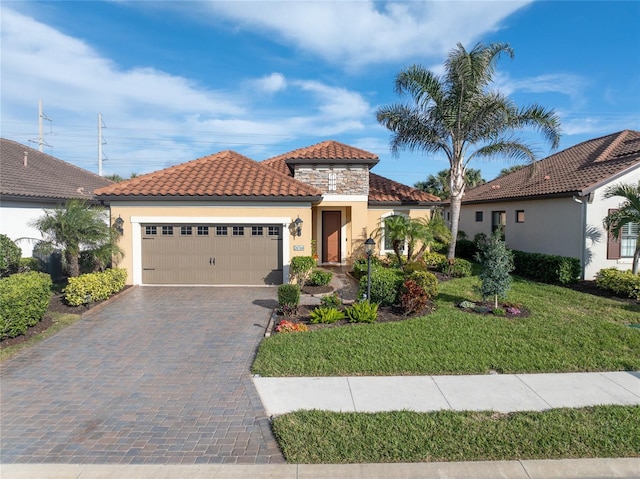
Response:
[322,211,341,263]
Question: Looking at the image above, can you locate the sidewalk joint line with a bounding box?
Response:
[515,374,553,410]
[518,459,533,479]
[598,371,640,399]
[430,376,454,410]
[346,377,358,412]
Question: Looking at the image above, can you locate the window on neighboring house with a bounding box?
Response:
[491,211,506,238]
[328,171,337,191]
[475,211,483,222]
[516,210,525,223]
[621,222,639,257]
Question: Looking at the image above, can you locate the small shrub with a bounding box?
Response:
[345,300,379,323]
[0,234,21,277]
[64,268,126,306]
[309,307,345,324]
[455,238,477,260]
[290,256,316,285]
[492,308,506,316]
[512,250,580,285]
[595,268,640,300]
[398,279,428,316]
[439,258,473,277]
[403,260,426,274]
[506,306,521,315]
[359,266,404,305]
[309,269,332,286]
[458,300,476,309]
[0,271,52,339]
[406,271,438,300]
[422,251,447,269]
[353,256,382,280]
[473,305,492,314]
[320,292,342,308]
[275,319,308,333]
[278,284,300,315]
[19,257,40,272]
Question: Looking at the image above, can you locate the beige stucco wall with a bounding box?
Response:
[109,200,313,285]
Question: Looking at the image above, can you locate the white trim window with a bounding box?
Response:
[621,222,639,258]
[380,212,408,256]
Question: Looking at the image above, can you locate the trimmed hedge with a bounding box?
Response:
[595,268,640,300]
[0,234,21,277]
[512,250,580,285]
[0,271,52,339]
[359,266,404,305]
[64,268,127,306]
[438,258,473,278]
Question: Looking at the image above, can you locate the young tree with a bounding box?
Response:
[475,230,514,308]
[30,200,121,277]
[603,181,640,274]
[377,42,561,260]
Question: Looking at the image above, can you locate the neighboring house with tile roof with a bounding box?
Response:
[0,138,113,257]
[95,141,439,286]
[456,130,640,280]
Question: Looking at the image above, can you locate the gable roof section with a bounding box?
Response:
[262,140,379,173]
[0,138,113,202]
[95,150,322,200]
[369,173,440,205]
[462,130,640,204]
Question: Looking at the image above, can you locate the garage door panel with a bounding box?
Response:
[141,224,282,285]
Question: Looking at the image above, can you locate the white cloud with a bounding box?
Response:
[204,0,533,68]
[495,72,588,106]
[252,73,288,93]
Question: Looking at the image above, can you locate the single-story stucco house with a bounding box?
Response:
[457,130,640,280]
[95,140,439,286]
[0,138,114,259]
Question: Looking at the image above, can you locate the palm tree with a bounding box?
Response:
[497,164,525,178]
[30,199,121,277]
[603,181,640,274]
[415,168,485,199]
[377,42,561,260]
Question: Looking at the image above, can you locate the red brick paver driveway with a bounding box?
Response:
[0,287,284,464]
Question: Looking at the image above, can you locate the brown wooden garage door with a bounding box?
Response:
[141,224,283,285]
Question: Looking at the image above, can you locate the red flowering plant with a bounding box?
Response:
[275,319,309,333]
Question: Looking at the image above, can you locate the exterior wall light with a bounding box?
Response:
[293,216,303,237]
[114,215,124,235]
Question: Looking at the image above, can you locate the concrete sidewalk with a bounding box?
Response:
[3,458,640,478]
[253,371,640,416]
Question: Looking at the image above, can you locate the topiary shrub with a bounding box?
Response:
[359,266,403,306]
[278,284,300,316]
[512,250,580,284]
[309,307,345,324]
[290,256,316,285]
[439,258,473,277]
[398,279,428,316]
[422,251,447,270]
[0,271,52,339]
[0,234,22,278]
[345,300,378,323]
[309,269,332,286]
[595,268,640,300]
[63,268,127,306]
[406,271,438,300]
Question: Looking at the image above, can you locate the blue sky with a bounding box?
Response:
[2,1,639,185]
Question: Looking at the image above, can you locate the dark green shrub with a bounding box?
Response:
[19,257,40,272]
[595,268,640,300]
[422,251,447,269]
[278,284,301,309]
[406,271,438,299]
[398,279,428,315]
[359,267,404,305]
[439,258,473,277]
[0,271,52,339]
[352,256,382,280]
[455,238,477,260]
[309,269,332,286]
[320,292,342,308]
[309,307,345,324]
[63,268,127,306]
[403,260,426,274]
[345,300,378,323]
[512,250,580,284]
[0,234,21,277]
[290,256,316,285]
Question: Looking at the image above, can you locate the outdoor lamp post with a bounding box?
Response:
[364,237,375,300]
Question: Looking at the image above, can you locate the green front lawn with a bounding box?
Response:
[272,406,640,464]
[252,276,640,377]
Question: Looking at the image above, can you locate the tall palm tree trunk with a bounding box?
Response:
[447,164,466,260]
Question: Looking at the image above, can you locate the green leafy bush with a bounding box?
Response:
[439,258,473,277]
[455,238,477,260]
[290,256,316,285]
[352,256,382,280]
[359,266,404,305]
[398,279,428,315]
[278,284,300,316]
[0,234,21,278]
[309,269,332,286]
[422,251,447,269]
[309,307,345,324]
[0,271,52,339]
[19,257,40,272]
[595,268,640,300]
[512,250,580,284]
[405,271,438,300]
[63,268,127,306]
[403,260,426,274]
[320,292,342,308]
[345,300,378,323]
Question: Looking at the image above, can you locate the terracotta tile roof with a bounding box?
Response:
[262,140,379,173]
[0,138,113,201]
[369,172,440,204]
[462,130,640,204]
[95,150,322,199]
